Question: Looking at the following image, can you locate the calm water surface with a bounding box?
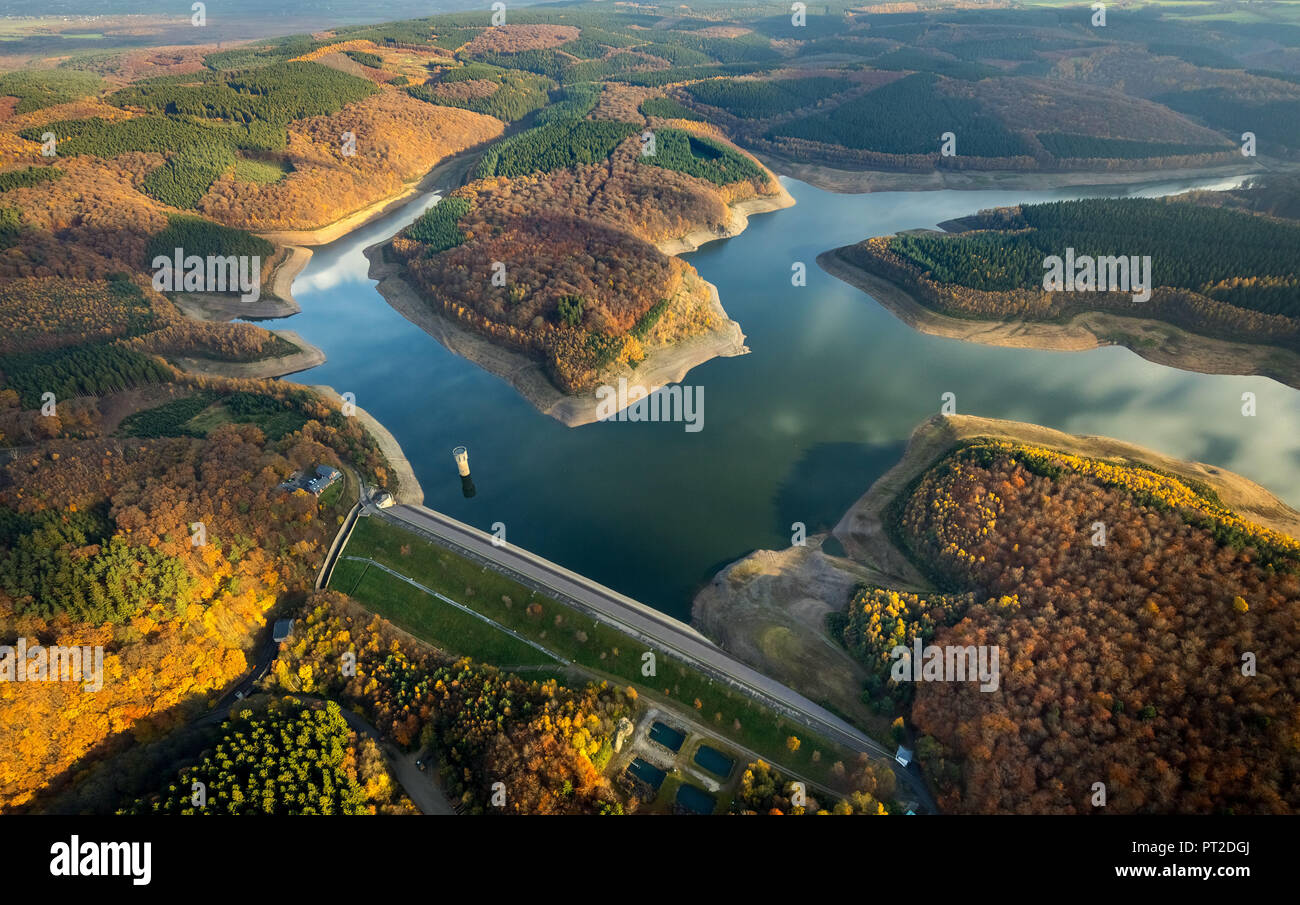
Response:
[270,173,1300,621]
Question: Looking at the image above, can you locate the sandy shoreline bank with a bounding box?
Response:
[257,150,486,310]
[834,414,1300,565]
[360,163,793,427]
[170,289,301,323]
[257,151,487,248]
[365,243,748,428]
[169,247,304,322]
[169,329,325,380]
[755,151,1268,195]
[197,135,1296,511]
[656,181,796,255]
[169,148,488,505]
[692,412,1300,734]
[818,247,1300,390]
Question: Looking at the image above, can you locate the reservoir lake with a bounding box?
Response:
[271,172,1299,621]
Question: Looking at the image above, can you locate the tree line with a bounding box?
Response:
[888,197,1300,317]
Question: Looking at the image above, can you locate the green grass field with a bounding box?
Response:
[179,399,307,440]
[331,556,561,667]
[332,515,866,789]
[316,478,346,510]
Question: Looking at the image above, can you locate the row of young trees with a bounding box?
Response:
[0,166,63,193]
[0,403,374,809]
[139,144,236,209]
[197,93,502,231]
[858,242,1300,354]
[0,45,452,813]
[404,196,470,252]
[20,115,283,157]
[108,62,380,128]
[473,118,639,179]
[1035,132,1230,160]
[735,758,896,815]
[144,214,274,265]
[122,699,411,815]
[684,76,850,120]
[641,129,766,186]
[0,69,102,114]
[391,111,777,392]
[0,341,171,408]
[406,68,552,122]
[0,276,155,357]
[0,509,198,624]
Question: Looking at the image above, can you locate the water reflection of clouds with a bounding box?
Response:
[778,170,1294,503]
[771,410,803,436]
[297,232,401,293]
[294,264,357,294]
[1033,350,1300,496]
[831,331,1300,502]
[292,192,445,298]
[276,171,1300,613]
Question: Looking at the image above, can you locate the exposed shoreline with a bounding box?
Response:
[833,414,1300,565]
[256,149,488,248]
[169,329,327,381]
[693,413,1300,734]
[224,142,1298,519]
[690,535,894,736]
[264,246,312,312]
[360,169,794,428]
[365,243,749,427]
[170,290,300,322]
[170,247,303,322]
[256,150,487,310]
[656,180,796,255]
[754,150,1267,195]
[817,247,1300,391]
[169,148,489,504]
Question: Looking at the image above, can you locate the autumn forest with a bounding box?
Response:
[3,0,1300,821]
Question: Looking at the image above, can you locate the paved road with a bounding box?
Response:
[212,637,276,710]
[335,705,455,816]
[372,503,937,812]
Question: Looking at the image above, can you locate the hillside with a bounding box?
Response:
[698,414,1300,815]
[5,1,1300,818]
[388,96,789,401]
[820,183,1300,387]
[867,424,1300,814]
